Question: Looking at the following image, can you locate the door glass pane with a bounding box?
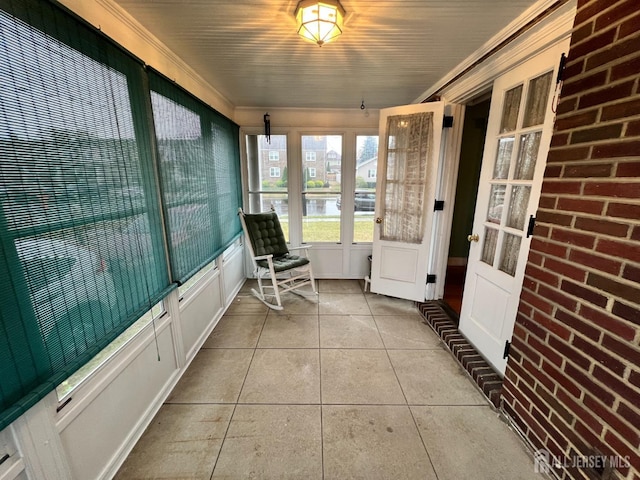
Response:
[381,112,433,243]
[514,131,541,180]
[246,134,288,241]
[499,233,522,276]
[353,135,378,242]
[499,85,523,133]
[302,135,342,242]
[481,227,498,265]
[493,137,515,179]
[487,184,506,224]
[523,71,553,128]
[506,186,531,230]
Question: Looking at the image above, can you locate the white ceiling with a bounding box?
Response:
[112,0,539,110]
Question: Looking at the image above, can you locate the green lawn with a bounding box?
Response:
[280,216,374,243]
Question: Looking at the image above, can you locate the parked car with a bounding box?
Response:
[16,237,118,361]
[336,191,376,211]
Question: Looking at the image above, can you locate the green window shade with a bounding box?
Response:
[149,72,242,283]
[0,0,172,430]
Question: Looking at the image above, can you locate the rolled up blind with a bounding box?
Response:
[0,0,172,430]
[149,72,242,284]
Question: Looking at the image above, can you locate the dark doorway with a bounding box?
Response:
[443,97,490,318]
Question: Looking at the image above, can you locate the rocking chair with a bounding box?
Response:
[238,208,317,310]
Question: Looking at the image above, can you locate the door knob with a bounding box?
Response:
[467,233,479,242]
[375,217,383,224]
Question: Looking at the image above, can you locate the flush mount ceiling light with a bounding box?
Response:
[295,0,346,47]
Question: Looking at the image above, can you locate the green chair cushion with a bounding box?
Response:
[243,211,289,257]
[257,254,310,273]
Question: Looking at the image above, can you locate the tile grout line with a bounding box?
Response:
[208,310,269,480]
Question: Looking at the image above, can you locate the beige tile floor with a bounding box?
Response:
[115,280,544,480]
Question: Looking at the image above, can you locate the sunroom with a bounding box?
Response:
[1,0,639,479]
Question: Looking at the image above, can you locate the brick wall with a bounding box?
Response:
[501,1,640,479]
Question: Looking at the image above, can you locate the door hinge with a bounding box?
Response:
[443,115,454,128]
[434,200,445,211]
[526,215,536,238]
[426,274,437,284]
[556,52,567,84]
[503,340,511,359]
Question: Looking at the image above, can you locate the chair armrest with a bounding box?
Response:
[288,245,311,252]
[253,254,274,261]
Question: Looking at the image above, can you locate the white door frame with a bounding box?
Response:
[422,1,576,301]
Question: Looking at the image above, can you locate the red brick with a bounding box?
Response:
[611,300,640,326]
[556,308,601,341]
[544,164,562,178]
[528,250,544,266]
[560,279,608,308]
[619,11,640,39]
[549,335,592,370]
[616,402,640,435]
[520,290,553,316]
[518,315,548,341]
[571,124,624,145]
[568,249,622,275]
[594,0,640,31]
[567,30,616,65]
[574,1,605,29]
[572,336,625,376]
[556,96,578,115]
[627,119,640,137]
[616,161,640,177]
[538,194,557,210]
[525,264,559,288]
[596,238,640,263]
[550,227,596,249]
[537,211,574,227]
[506,356,535,388]
[574,216,630,237]
[563,162,612,178]
[575,419,604,451]
[633,225,640,241]
[579,304,637,341]
[622,264,640,283]
[511,335,542,366]
[541,359,582,398]
[539,283,579,313]
[544,257,586,282]
[606,202,640,220]
[630,370,640,389]
[528,334,564,367]
[601,334,640,367]
[556,197,604,215]
[571,21,593,45]
[601,98,640,121]
[547,147,591,163]
[550,133,569,148]
[531,237,568,259]
[592,140,640,160]
[584,181,640,198]
[557,388,603,436]
[587,272,640,304]
[584,394,640,449]
[555,109,599,131]
[585,35,640,71]
[604,430,640,472]
[564,362,616,407]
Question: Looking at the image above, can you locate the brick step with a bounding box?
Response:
[417,301,503,408]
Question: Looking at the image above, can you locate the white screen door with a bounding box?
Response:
[459,42,568,374]
[370,102,444,301]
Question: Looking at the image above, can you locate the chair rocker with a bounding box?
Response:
[238,208,317,310]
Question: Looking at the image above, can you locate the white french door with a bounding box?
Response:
[459,42,568,374]
[370,102,444,301]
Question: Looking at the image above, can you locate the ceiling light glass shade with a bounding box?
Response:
[295,0,345,47]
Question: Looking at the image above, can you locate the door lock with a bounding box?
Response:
[467,233,479,242]
[375,217,383,224]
